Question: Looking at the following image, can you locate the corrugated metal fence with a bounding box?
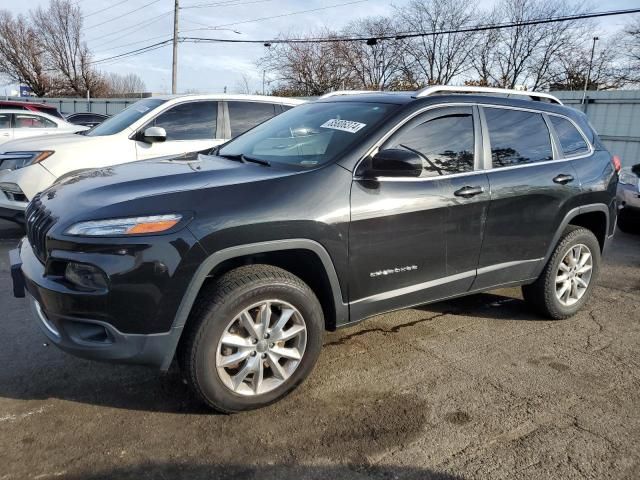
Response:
[552,90,640,167]
[4,96,144,116]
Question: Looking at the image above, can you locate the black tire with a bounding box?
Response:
[522,226,601,320]
[178,264,324,413]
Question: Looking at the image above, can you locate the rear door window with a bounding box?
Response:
[14,114,57,128]
[484,108,553,168]
[228,101,277,137]
[150,101,217,141]
[549,115,590,157]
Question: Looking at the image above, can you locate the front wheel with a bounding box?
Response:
[522,226,601,319]
[178,265,324,412]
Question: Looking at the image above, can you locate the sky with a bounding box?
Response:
[2,0,639,95]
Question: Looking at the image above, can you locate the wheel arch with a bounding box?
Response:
[159,239,347,370]
[533,204,610,280]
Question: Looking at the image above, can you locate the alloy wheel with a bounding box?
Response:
[215,300,307,396]
[555,243,593,307]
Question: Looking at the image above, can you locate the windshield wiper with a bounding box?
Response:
[241,154,270,167]
[217,153,271,167]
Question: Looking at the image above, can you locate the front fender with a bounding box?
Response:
[158,238,347,371]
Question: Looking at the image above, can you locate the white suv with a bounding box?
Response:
[0,94,304,222]
[0,109,88,145]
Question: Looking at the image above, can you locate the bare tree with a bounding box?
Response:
[548,37,628,91]
[31,0,104,96]
[621,17,640,84]
[103,72,146,96]
[260,30,357,96]
[395,0,478,86]
[235,73,253,94]
[473,0,589,89]
[0,11,51,96]
[469,19,501,87]
[335,17,405,90]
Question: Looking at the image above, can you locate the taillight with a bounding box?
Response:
[612,155,622,172]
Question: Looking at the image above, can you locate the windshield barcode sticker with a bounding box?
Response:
[320,119,366,133]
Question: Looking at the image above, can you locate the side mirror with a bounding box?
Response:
[141,126,167,144]
[362,148,423,178]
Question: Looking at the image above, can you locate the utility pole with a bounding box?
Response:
[172,0,179,94]
[262,70,266,95]
[581,36,599,106]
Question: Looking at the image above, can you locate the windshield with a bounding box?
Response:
[218,101,397,168]
[86,98,166,136]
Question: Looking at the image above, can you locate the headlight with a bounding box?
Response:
[619,171,639,186]
[65,214,183,237]
[0,151,54,170]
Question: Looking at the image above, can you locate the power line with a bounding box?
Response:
[87,7,640,67]
[209,0,371,29]
[87,0,269,62]
[85,0,163,30]
[87,11,172,44]
[181,0,272,10]
[184,7,640,44]
[91,39,173,65]
[84,0,130,18]
[94,34,174,54]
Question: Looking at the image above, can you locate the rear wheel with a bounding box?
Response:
[178,265,324,412]
[522,226,600,319]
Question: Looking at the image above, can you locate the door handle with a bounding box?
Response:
[454,185,485,198]
[553,174,574,185]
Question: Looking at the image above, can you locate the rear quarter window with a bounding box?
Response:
[228,101,277,137]
[485,108,553,168]
[549,115,590,157]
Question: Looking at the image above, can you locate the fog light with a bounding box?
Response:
[0,182,23,194]
[64,262,108,291]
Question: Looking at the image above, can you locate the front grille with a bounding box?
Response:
[25,194,55,263]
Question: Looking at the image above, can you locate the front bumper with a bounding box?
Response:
[0,192,27,223]
[27,295,176,367]
[617,184,640,210]
[10,233,204,370]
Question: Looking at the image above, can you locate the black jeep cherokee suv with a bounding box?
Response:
[11,87,618,412]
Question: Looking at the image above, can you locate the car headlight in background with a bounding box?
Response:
[0,182,27,202]
[619,171,639,188]
[65,214,183,236]
[0,151,54,171]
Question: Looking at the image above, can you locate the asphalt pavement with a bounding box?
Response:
[1,218,639,479]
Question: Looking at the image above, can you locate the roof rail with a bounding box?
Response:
[319,90,375,99]
[413,85,563,105]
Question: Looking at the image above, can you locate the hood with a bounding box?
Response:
[0,132,98,152]
[38,153,301,221]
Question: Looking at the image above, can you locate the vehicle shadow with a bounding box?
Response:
[0,291,546,414]
[61,462,463,480]
[416,290,548,322]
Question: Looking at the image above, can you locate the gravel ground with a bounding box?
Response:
[1,218,639,480]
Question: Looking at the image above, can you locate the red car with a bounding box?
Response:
[0,100,63,119]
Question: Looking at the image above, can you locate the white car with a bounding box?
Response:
[0,109,88,145]
[0,94,304,222]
